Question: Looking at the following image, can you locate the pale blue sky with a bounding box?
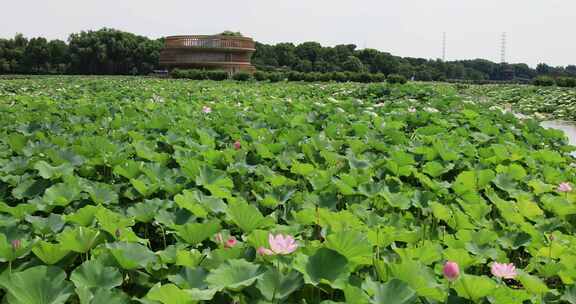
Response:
[1,0,574,67]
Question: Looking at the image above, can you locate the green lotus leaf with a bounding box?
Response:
[453,274,497,301]
[195,165,234,198]
[95,207,135,237]
[70,260,123,290]
[146,283,217,304]
[294,248,350,288]
[43,182,82,206]
[517,271,549,295]
[34,160,74,179]
[363,278,417,304]
[107,242,157,269]
[325,230,373,266]
[12,178,50,200]
[87,183,119,205]
[0,201,37,220]
[174,220,221,245]
[76,287,130,304]
[452,170,494,195]
[0,266,74,304]
[389,260,445,301]
[0,234,33,262]
[343,285,371,304]
[113,160,142,179]
[174,190,209,218]
[26,214,65,234]
[130,177,159,197]
[562,285,576,304]
[205,258,264,291]
[488,287,531,304]
[32,240,70,264]
[64,205,99,226]
[256,266,304,301]
[127,199,165,223]
[57,226,101,253]
[175,249,203,268]
[167,267,208,289]
[227,199,273,233]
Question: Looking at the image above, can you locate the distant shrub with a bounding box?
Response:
[253,71,269,81]
[170,69,207,80]
[329,72,348,83]
[205,70,229,81]
[355,72,374,83]
[386,74,407,84]
[267,72,284,82]
[232,72,252,81]
[533,76,555,86]
[287,71,305,81]
[303,72,321,82]
[171,69,186,79]
[556,77,576,88]
[371,73,386,83]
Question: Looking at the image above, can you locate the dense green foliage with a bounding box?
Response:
[0,77,575,303]
[171,69,388,83]
[0,29,162,75]
[2,28,576,83]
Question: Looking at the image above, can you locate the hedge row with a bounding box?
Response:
[533,76,576,87]
[170,69,407,84]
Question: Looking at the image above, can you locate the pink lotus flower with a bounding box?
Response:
[202,106,212,114]
[215,233,237,249]
[443,261,460,281]
[557,182,573,193]
[268,233,298,255]
[225,237,237,248]
[408,107,417,113]
[257,246,274,256]
[233,140,241,150]
[11,239,21,250]
[491,262,517,279]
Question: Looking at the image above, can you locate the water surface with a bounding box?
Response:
[541,121,576,157]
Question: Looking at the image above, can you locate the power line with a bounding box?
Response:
[500,32,507,63]
[442,32,446,61]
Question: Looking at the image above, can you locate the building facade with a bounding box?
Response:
[159,35,256,73]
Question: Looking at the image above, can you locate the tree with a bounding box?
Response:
[342,56,365,72]
[23,37,49,72]
[295,42,322,63]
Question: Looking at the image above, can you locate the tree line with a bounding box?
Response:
[1,28,575,83]
[0,28,163,75]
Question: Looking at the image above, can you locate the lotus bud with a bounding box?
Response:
[443,261,460,281]
[11,239,21,250]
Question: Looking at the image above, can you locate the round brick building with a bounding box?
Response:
[159,35,256,73]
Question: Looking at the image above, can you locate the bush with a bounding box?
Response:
[287,71,305,81]
[355,72,374,83]
[371,73,386,83]
[386,74,407,84]
[556,77,576,88]
[329,72,348,83]
[171,69,186,79]
[205,70,229,81]
[232,72,252,81]
[303,72,321,82]
[533,76,555,86]
[170,69,207,80]
[267,72,284,82]
[253,71,268,81]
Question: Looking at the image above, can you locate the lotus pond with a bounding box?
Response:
[0,77,575,304]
